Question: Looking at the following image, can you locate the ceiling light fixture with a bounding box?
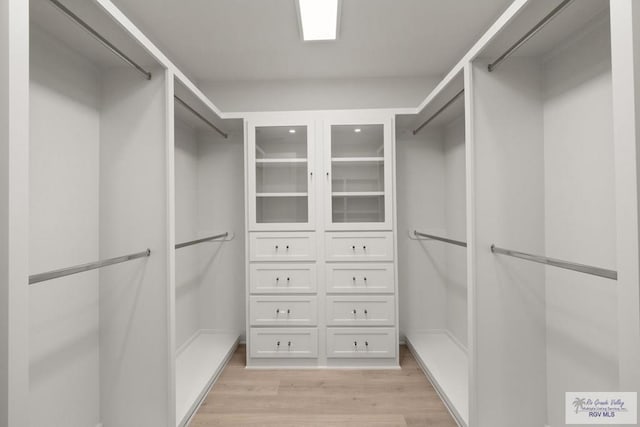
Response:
[289,129,296,134]
[354,128,362,133]
[297,0,340,41]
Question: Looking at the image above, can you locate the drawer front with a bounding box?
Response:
[325,232,393,262]
[326,263,394,294]
[327,328,396,358]
[250,296,318,326]
[250,264,317,294]
[326,296,395,326]
[250,232,316,262]
[250,328,318,358]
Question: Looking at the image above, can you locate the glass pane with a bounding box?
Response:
[332,195,385,223]
[331,162,384,192]
[331,124,384,158]
[257,196,308,223]
[256,126,307,159]
[257,163,308,193]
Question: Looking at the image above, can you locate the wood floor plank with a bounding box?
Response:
[189,345,457,427]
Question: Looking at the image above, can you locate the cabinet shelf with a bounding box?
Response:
[331,157,384,163]
[256,192,308,198]
[256,158,308,164]
[332,192,385,197]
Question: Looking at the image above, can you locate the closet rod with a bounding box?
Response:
[48,0,152,80]
[174,96,229,139]
[487,0,575,72]
[412,89,464,135]
[175,232,229,250]
[414,231,467,248]
[491,245,617,280]
[29,249,151,285]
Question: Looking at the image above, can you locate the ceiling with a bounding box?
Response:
[110,0,513,82]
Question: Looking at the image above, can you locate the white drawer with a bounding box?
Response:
[326,328,396,358]
[326,296,395,326]
[250,232,316,261]
[250,328,318,358]
[250,263,317,294]
[250,296,318,326]
[325,232,393,262]
[326,263,394,294]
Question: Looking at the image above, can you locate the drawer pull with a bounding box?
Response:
[287,277,290,282]
[363,245,367,250]
[365,341,369,347]
[277,341,281,347]
[352,245,356,250]
[288,341,291,348]
[352,309,357,315]
[364,309,368,315]
[286,245,290,250]
[364,277,367,282]
[276,277,280,282]
[287,309,291,315]
[354,341,358,347]
[275,245,279,250]
[352,276,356,281]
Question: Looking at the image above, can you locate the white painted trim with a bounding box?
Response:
[165,68,177,427]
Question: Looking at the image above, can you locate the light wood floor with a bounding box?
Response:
[190,345,457,427]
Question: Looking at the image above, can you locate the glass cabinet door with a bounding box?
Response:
[326,119,392,230]
[248,122,315,230]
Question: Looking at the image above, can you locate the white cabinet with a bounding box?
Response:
[324,119,394,230]
[246,111,398,368]
[248,119,316,231]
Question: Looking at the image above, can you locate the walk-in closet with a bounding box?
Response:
[2,0,640,426]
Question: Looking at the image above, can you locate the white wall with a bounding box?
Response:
[396,127,447,337]
[202,77,440,112]
[29,27,101,427]
[443,116,467,348]
[197,130,246,337]
[542,15,618,427]
[174,123,200,349]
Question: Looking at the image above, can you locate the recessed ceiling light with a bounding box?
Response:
[289,129,296,134]
[297,0,340,41]
[354,128,362,133]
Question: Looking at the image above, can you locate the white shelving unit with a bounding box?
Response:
[173,77,242,426]
[175,332,239,426]
[406,332,468,426]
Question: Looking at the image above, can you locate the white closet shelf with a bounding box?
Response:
[256,158,308,164]
[406,332,468,427]
[332,191,385,197]
[176,331,239,427]
[331,157,384,163]
[256,192,308,197]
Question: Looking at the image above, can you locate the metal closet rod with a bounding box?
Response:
[491,245,617,280]
[488,0,575,72]
[29,249,151,285]
[175,232,229,250]
[413,230,467,248]
[174,96,229,139]
[48,0,152,80]
[412,89,464,135]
